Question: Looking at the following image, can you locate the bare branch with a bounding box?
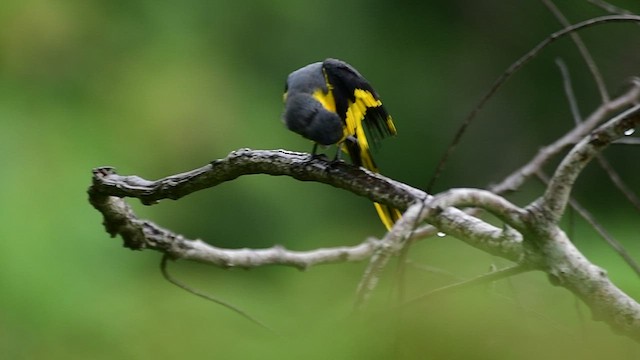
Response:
[536,171,640,277]
[588,0,636,17]
[538,104,640,222]
[595,155,640,213]
[426,188,528,231]
[89,180,384,267]
[516,213,640,341]
[88,148,640,340]
[355,189,529,309]
[555,58,583,124]
[354,202,426,309]
[84,7,640,343]
[614,137,640,145]
[403,265,530,306]
[90,149,422,211]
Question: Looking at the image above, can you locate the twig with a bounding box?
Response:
[160,255,275,332]
[403,265,530,306]
[588,0,635,16]
[595,155,640,213]
[614,137,640,145]
[556,58,583,124]
[542,0,610,102]
[354,203,426,310]
[406,261,464,281]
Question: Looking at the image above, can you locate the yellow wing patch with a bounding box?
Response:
[386,115,397,135]
[345,89,383,134]
[312,89,336,113]
[344,89,384,170]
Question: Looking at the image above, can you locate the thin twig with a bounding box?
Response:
[160,255,275,332]
[395,196,431,307]
[574,295,588,338]
[555,58,583,124]
[406,261,464,281]
[355,203,426,310]
[542,0,610,102]
[595,155,640,213]
[403,265,530,307]
[567,196,640,277]
[614,137,640,145]
[588,0,635,16]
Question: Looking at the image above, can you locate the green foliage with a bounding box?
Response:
[1,0,639,358]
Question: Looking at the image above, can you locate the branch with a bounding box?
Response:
[538,104,640,222]
[89,182,383,267]
[88,146,640,341]
[90,149,421,211]
[536,171,640,277]
[355,189,528,309]
[588,0,636,17]
[517,212,640,341]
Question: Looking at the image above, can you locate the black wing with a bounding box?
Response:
[321,58,396,146]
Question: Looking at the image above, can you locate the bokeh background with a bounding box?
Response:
[1,0,639,358]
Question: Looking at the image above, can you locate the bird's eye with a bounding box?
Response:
[284,81,289,93]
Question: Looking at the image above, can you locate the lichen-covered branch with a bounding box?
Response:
[89,173,383,268]
[90,149,421,210]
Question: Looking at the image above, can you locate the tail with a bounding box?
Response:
[373,203,403,231]
[344,136,402,231]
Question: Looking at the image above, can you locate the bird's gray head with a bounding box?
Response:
[285,62,325,95]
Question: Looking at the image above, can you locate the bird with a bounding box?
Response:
[282,58,402,230]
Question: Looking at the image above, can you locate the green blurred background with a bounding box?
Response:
[1,0,639,358]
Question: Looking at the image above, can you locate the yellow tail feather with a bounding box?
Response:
[374,202,403,231]
[344,89,401,230]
